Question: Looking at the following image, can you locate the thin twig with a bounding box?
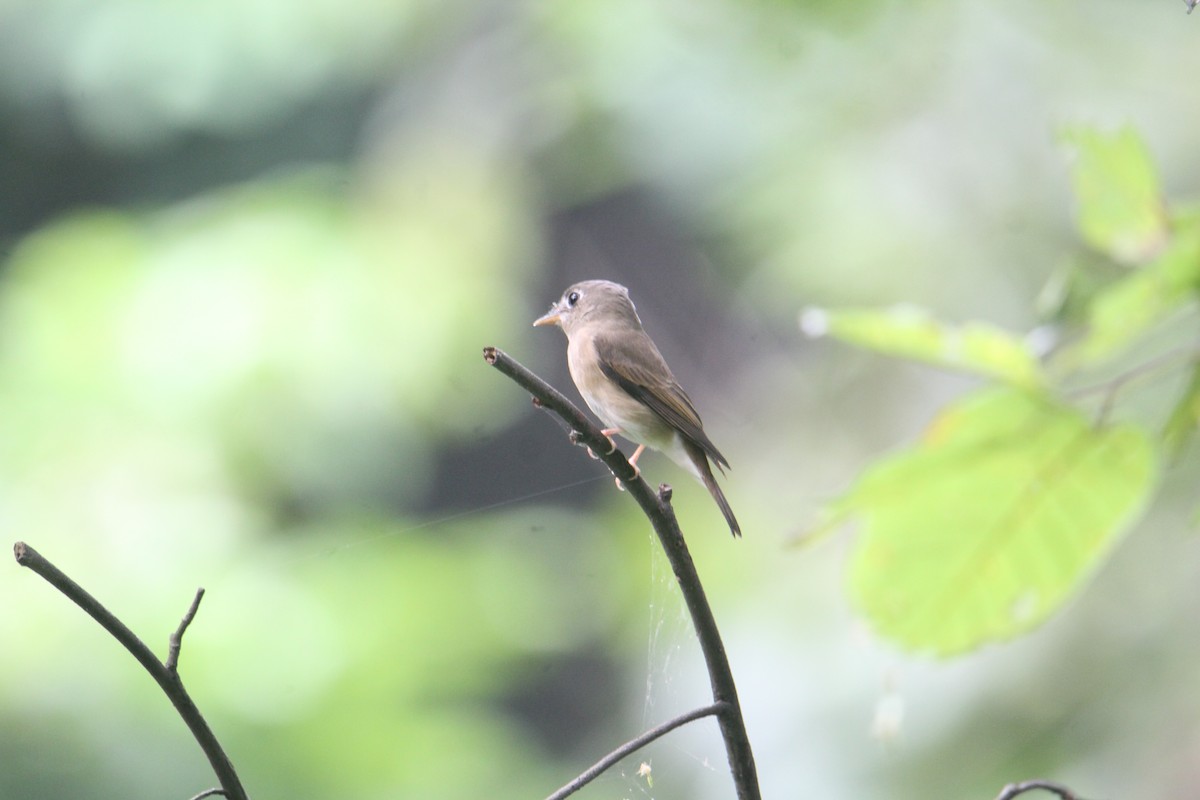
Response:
[187,790,228,800]
[545,703,727,800]
[484,347,761,800]
[13,542,249,800]
[167,588,206,673]
[993,779,1081,800]
[1064,343,1200,425]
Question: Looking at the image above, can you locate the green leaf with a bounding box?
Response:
[839,388,1155,655]
[801,305,1044,389]
[1162,361,1200,459]
[1061,126,1168,263]
[1067,226,1200,365]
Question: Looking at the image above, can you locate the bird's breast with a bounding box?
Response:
[567,335,676,451]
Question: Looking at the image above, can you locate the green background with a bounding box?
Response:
[2,1,1198,798]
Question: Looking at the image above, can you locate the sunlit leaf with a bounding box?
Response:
[1162,362,1200,459]
[1067,226,1200,365]
[837,388,1155,655]
[801,305,1044,389]
[1061,126,1168,263]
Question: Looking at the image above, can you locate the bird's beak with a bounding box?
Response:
[533,304,562,327]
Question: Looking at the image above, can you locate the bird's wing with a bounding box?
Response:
[594,332,731,471]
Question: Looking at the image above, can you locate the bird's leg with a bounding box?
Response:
[615,444,645,491]
[627,443,645,473]
[586,427,621,459]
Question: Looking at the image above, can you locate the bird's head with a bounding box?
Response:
[533,279,641,336]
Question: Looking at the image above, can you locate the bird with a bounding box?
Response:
[533,279,740,537]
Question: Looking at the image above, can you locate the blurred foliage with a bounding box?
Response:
[1060,126,1168,264]
[3,1,1200,800]
[809,127,1192,655]
[1066,223,1200,367]
[841,388,1153,655]
[0,0,435,148]
[0,167,536,541]
[801,306,1046,390]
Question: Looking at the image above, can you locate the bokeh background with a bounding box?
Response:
[2,1,1199,798]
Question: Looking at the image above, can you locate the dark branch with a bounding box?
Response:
[484,347,761,800]
[167,588,206,673]
[994,779,1081,800]
[13,542,249,800]
[484,346,640,485]
[545,703,727,800]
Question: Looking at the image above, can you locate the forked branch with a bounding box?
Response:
[13,542,247,800]
[545,703,727,800]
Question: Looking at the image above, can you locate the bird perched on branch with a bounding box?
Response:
[534,279,740,537]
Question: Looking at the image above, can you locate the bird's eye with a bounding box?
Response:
[567,291,580,307]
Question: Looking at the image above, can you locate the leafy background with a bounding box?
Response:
[2,1,1200,798]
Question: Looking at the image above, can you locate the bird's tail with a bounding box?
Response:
[683,441,741,538]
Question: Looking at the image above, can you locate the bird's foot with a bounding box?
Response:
[615,444,645,491]
[614,461,641,491]
[599,428,620,454]
[587,428,621,459]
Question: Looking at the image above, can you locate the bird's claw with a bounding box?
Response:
[599,428,620,455]
[614,461,641,491]
[587,430,618,460]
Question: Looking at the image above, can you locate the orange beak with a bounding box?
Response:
[533,306,562,327]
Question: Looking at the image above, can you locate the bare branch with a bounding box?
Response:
[484,346,640,484]
[168,588,206,673]
[186,790,228,800]
[994,779,1082,800]
[484,347,761,800]
[13,542,249,800]
[545,703,727,800]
